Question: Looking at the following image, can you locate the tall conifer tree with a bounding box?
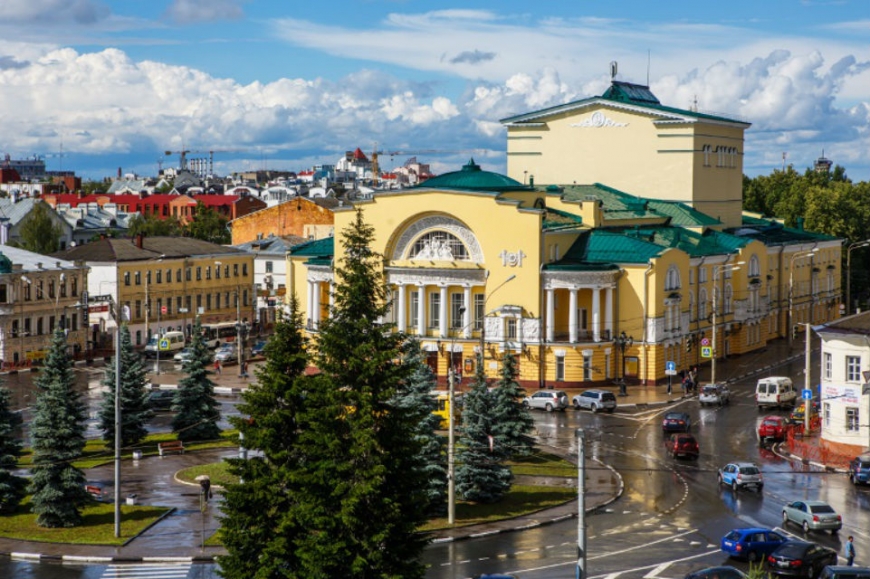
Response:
[490,351,535,460]
[29,327,89,527]
[99,325,152,449]
[219,296,310,579]
[0,385,25,512]
[291,209,429,578]
[171,318,221,442]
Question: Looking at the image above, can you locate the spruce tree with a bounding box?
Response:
[219,296,310,579]
[455,353,512,503]
[29,327,89,527]
[171,318,221,442]
[395,337,446,515]
[291,209,429,578]
[0,385,26,512]
[490,351,535,460]
[98,325,152,449]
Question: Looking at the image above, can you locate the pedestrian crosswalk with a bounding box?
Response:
[100,563,192,579]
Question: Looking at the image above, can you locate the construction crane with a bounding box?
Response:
[370,147,488,185]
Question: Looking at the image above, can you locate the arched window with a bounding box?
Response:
[665,265,681,291]
[703,145,711,167]
[699,288,708,320]
[749,254,760,277]
[410,231,469,261]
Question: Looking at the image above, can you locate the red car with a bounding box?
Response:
[665,433,700,459]
[758,415,787,443]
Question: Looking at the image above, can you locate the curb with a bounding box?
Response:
[771,444,849,474]
[3,553,219,564]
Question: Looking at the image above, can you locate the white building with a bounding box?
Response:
[816,312,870,456]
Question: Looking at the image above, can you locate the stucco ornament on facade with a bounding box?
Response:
[306,266,333,284]
[570,111,628,128]
[392,215,484,263]
[543,270,620,289]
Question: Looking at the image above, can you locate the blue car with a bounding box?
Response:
[721,528,788,562]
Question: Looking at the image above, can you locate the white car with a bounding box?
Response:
[173,348,194,363]
[573,389,618,413]
[699,384,731,406]
[214,344,238,364]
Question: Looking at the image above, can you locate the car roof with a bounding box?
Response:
[732,461,759,468]
[582,389,608,394]
[802,500,832,506]
[730,527,775,535]
[665,411,688,417]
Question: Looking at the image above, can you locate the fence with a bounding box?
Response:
[785,425,853,470]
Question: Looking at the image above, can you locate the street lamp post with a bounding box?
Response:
[711,262,743,386]
[788,249,819,346]
[477,274,516,376]
[614,331,633,396]
[846,240,870,316]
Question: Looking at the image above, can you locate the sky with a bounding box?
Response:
[0,0,869,182]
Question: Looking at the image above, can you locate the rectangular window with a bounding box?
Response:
[135,300,142,320]
[506,318,517,340]
[146,271,151,285]
[605,352,612,379]
[205,267,211,281]
[215,266,221,279]
[196,267,202,281]
[206,294,212,311]
[847,407,860,432]
[429,293,440,328]
[185,295,192,313]
[11,319,18,337]
[824,403,830,427]
[224,265,230,278]
[166,299,172,315]
[24,318,31,335]
[196,295,202,310]
[699,267,707,283]
[689,269,694,285]
[24,284,31,301]
[243,290,249,307]
[186,268,192,282]
[49,315,55,332]
[555,357,565,381]
[166,269,172,283]
[243,264,248,276]
[176,296,182,312]
[124,272,131,286]
[156,270,162,284]
[48,280,55,299]
[450,293,463,329]
[474,294,485,331]
[847,356,861,382]
[60,279,67,297]
[583,353,592,381]
[0,284,6,303]
[135,272,141,285]
[72,313,78,331]
[71,277,77,296]
[824,352,832,380]
[225,292,231,309]
[265,261,273,273]
[409,291,419,328]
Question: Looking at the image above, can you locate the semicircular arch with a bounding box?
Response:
[389,214,484,263]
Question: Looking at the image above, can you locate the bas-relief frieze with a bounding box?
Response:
[386,268,487,287]
[392,216,484,263]
[306,266,333,284]
[569,111,628,128]
[543,270,619,289]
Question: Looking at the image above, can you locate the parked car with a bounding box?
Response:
[684,566,747,579]
[718,462,764,491]
[572,389,617,413]
[665,433,699,459]
[173,347,194,364]
[758,415,788,443]
[662,411,691,433]
[250,340,267,358]
[766,541,838,578]
[147,389,176,411]
[721,527,788,562]
[819,566,870,579]
[756,376,797,410]
[782,500,842,534]
[849,454,870,485]
[699,384,731,406]
[214,344,238,364]
[788,401,820,426]
[522,390,568,412]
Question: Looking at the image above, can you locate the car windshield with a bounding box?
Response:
[860,461,870,469]
[777,543,809,557]
[724,530,741,541]
[702,386,718,394]
[665,413,683,420]
[739,466,759,475]
[763,420,779,426]
[809,504,835,514]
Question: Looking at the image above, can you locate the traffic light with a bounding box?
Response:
[792,324,801,340]
[686,336,692,353]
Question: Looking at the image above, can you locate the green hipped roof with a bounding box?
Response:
[612,226,749,257]
[542,207,582,230]
[415,158,532,192]
[553,183,721,226]
[287,236,334,258]
[554,229,665,266]
[501,80,748,127]
[729,216,839,246]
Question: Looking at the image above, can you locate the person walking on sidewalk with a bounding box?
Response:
[845,535,856,566]
[214,359,222,376]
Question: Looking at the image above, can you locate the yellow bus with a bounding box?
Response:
[430,391,462,430]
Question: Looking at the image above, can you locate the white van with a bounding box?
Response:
[144,331,186,358]
[755,376,796,410]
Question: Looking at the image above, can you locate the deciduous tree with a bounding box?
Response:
[16,201,64,255]
[186,202,230,244]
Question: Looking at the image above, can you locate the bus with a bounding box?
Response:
[201,322,239,349]
[430,391,462,430]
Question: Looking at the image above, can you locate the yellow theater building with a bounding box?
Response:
[285,79,842,389]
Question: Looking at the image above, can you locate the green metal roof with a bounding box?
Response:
[414,158,531,192]
[611,226,748,257]
[556,229,665,266]
[728,217,839,246]
[287,236,334,258]
[542,207,582,230]
[645,199,721,227]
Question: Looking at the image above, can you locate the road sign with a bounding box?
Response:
[701,338,710,347]
[179,308,189,313]
[802,388,813,400]
[665,361,677,376]
[159,339,170,350]
[161,306,167,315]
[701,346,712,358]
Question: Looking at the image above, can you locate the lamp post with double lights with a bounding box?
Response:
[788,249,819,346]
[711,262,744,386]
[614,331,633,396]
[477,274,517,375]
[846,240,870,315]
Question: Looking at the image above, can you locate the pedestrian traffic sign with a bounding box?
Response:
[159,339,170,350]
[802,388,813,400]
[665,361,676,376]
[701,346,712,358]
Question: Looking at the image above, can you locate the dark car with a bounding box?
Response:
[758,415,788,443]
[819,566,870,579]
[766,541,838,578]
[147,389,176,411]
[662,411,691,433]
[250,340,267,358]
[684,566,747,579]
[721,527,788,562]
[849,454,870,485]
[665,433,699,459]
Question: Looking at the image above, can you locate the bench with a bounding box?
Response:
[85,485,104,501]
[158,440,184,457]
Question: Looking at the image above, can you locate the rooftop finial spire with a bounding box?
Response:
[610,61,618,81]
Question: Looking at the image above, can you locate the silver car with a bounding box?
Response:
[573,389,618,413]
[523,390,569,412]
[782,500,842,534]
[700,384,731,406]
[214,344,238,364]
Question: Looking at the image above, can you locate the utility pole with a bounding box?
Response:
[576,428,586,579]
[805,322,812,434]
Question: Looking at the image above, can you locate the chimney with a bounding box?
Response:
[796,217,804,231]
[134,233,144,249]
[118,167,122,179]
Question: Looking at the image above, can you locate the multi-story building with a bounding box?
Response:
[55,235,255,347]
[0,245,88,366]
[285,77,841,389]
[232,234,305,329]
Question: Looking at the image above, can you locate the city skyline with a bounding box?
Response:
[0,1,868,181]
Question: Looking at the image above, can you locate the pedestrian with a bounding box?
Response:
[241,360,248,378]
[846,535,856,566]
[214,359,221,376]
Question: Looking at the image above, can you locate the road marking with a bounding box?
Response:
[509,547,720,578]
[99,563,191,579]
[589,528,699,560]
[644,561,674,579]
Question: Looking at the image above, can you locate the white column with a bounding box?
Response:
[306,280,314,327]
[462,286,472,338]
[312,281,321,328]
[569,288,578,343]
[397,284,406,332]
[329,282,335,309]
[546,288,555,343]
[439,286,448,337]
[605,286,614,339]
[592,287,601,342]
[417,284,426,336]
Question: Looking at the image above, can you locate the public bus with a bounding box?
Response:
[430,391,462,430]
[200,322,239,348]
